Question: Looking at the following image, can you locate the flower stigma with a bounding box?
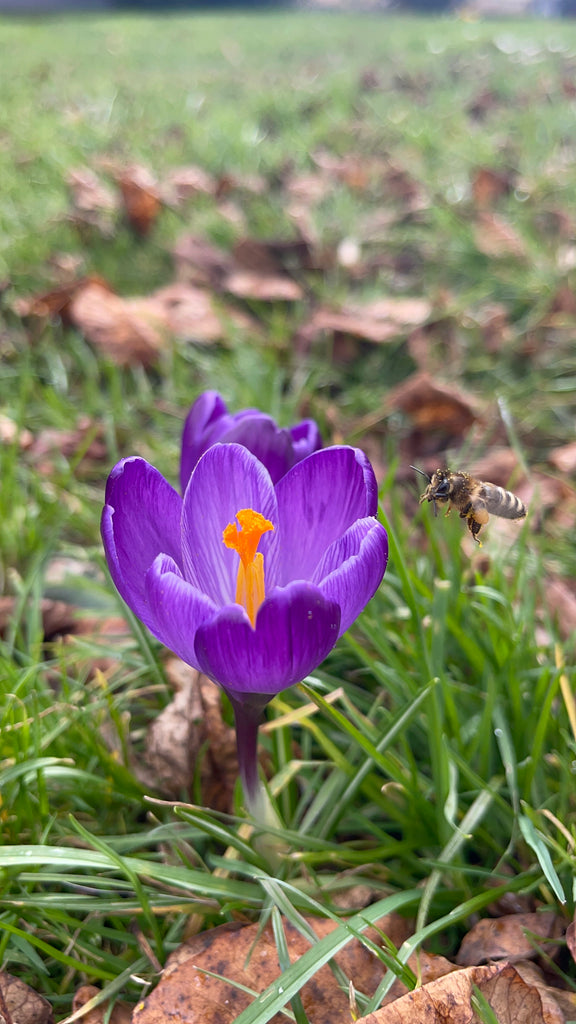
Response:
[223,508,274,627]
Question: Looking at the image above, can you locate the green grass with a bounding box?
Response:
[1,10,576,1022]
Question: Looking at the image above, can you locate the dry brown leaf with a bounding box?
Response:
[456,912,564,966]
[214,170,267,198]
[0,971,53,1024]
[567,918,576,964]
[383,950,460,1006]
[548,441,576,474]
[69,282,167,366]
[13,275,109,325]
[133,913,411,1024]
[546,285,576,320]
[143,661,238,809]
[388,372,479,434]
[467,88,502,121]
[72,985,133,1024]
[285,170,330,206]
[469,450,525,489]
[66,167,118,235]
[173,234,233,288]
[312,150,387,191]
[514,959,576,1023]
[473,211,526,259]
[517,472,576,533]
[160,165,216,205]
[299,297,431,357]
[471,166,514,208]
[224,270,303,302]
[468,302,513,353]
[151,283,223,344]
[0,596,78,640]
[357,962,559,1024]
[116,165,161,236]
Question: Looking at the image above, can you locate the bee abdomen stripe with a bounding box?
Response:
[482,484,526,520]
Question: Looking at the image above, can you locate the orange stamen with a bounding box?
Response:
[223,509,274,627]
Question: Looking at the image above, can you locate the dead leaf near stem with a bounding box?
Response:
[470,166,515,208]
[549,440,576,475]
[66,166,119,237]
[133,913,411,1024]
[71,985,133,1024]
[473,211,527,260]
[297,296,431,360]
[12,275,108,326]
[356,961,564,1024]
[0,970,53,1024]
[142,660,238,810]
[387,371,481,460]
[456,911,564,967]
[115,164,162,236]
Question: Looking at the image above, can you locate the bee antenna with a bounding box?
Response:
[409,465,431,483]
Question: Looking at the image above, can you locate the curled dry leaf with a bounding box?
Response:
[514,959,576,1022]
[456,911,564,967]
[13,275,109,326]
[0,596,78,640]
[467,87,502,121]
[388,372,479,435]
[133,913,412,1024]
[356,962,562,1024]
[467,301,513,353]
[116,164,161,236]
[214,170,267,198]
[143,661,238,810]
[518,472,576,534]
[72,985,133,1024]
[298,297,432,358]
[224,269,303,302]
[66,166,119,235]
[473,211,527,260]
[173,234,233,288]
[151,283,223,344]
[69,282,167,366]
[470,166,515,208]
[0,971,53,1024]
[549,441,576,475]
[383,951,459,1006]
[567,917,576,965]
[470,450,525,488]
[160,165,216,206]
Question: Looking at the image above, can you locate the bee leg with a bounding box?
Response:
[468,517,483,544]
[443,503,452,518]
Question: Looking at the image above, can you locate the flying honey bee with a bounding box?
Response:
[411,467,527,543]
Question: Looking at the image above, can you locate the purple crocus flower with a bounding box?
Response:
[180,390,322,492]
[102,443,387,809]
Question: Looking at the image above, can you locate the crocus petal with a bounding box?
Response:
[143,553,218,670]
[194,581,341,693]
[101,458,182,630]
[181,444,279,604]
[219,415,296,484]
[289,419,323,462]
[275,447,380,584]
[314,518,388,636]
[180,391,230,492]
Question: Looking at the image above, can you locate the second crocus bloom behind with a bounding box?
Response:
[179,390,322,491]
